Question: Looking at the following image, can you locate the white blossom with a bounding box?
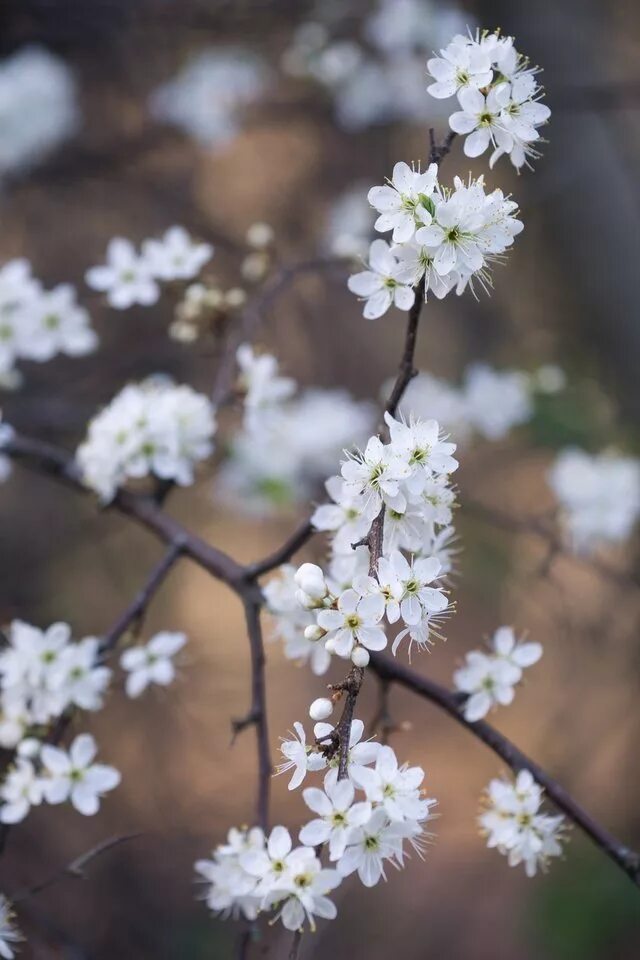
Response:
[368,162,438,243]
[316,588,387,659]
[0,46,79,181]
[120,631,187,699]
[351,745,434,823]
[347,240,416,319]
[142,227,213,282]
[454,626,542,721]
[0,758,43,824]
[150,49,267,148]
[40,733,120,815]
[299,776,372,861]
[236,344,296,430]
[85,238,160,309]
[277,722,327,791]
[548,449,640,554]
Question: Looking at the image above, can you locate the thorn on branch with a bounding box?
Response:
[230,709,261,744]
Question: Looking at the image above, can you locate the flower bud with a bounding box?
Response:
[295,589,316,610]
[351,645,370,667]
[304,624,325,642]
[324,637,337,654]
[309,697,333,722]
[294,563,328,601]
[246,222,274,249]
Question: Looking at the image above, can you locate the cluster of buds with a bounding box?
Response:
[241,221,276,283]
[170,281,247,343]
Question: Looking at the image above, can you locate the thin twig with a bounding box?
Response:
[238,591,272,832]
[13,834,140,902]
[99,541,184,657]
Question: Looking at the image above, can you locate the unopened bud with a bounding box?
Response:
[304,624,325,642]
[246,222,274,249]
[309,697,333,721]
[351,645,370,667]
[324,637,337,654]
[294,563,328,601]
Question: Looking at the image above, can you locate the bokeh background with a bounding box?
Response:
[1,0,640,957]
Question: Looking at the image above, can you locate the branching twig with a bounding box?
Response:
[99,541,184,657]
[13,834,140,902]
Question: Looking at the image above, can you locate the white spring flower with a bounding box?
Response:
[347,239,416,319]
[85,238,159,309]
[0,757,43,824]
[548,449,640,554]
[40,733,120,815]
[120,631,187,698]
[299,775,372,860]
[367,161,438,243]
[142,226,213,282]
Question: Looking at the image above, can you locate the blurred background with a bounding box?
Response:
[1,0,640,957]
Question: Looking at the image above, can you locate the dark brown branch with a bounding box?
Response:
[6,434,247,590]
[369,651,640,887]
[238,592,272,832]
[244,520,314,580]
[14,834,140,901]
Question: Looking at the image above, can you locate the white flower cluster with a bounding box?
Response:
[85,228,213,310]
[0,894,21,960]
[0,733,119,824]
[427,30,551,169]
[453,627,542,722]
[216,345,375,516]
[150,49,267,148]
[282,1,469,132]
[266,411,457,673]
[76,377,216,501]
[479,770,565,876]
[0,620,110,751]
[349,164,522,318]
[196,720,434,932]
[0,45,79,181]
[548,449,640,555]
[394,363,539,442]
[0,259,97,387]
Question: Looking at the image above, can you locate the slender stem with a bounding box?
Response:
[99,541,184,657]
[244,520,314,580]
[13,834,140,901]
[385,275,426,419]
[240,592,272,832]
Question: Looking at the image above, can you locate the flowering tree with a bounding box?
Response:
[1,24,640,960]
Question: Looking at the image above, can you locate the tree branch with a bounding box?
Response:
[369,651,640,886]
[99,541,184,657]
[237,592,272,832]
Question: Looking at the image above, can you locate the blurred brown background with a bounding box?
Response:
[1,1,639,958]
